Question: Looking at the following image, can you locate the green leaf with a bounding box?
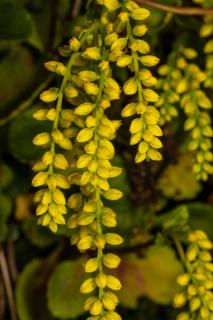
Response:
[0,0,34,40]
[186,202,213,240]
[23,218,57,248]
[0,193,12,241]
[157,153,201,201]
[113,246,183,308]
[0,46,39,114]
[16,256,58,320]
[157,205,189,232]
[47,259,87,319]
[9,106,52,162]
[0,164,13,189]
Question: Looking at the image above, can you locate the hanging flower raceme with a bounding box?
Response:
[66,29,124,320]
[98,0,163,164]
[31,0,164,319]
[174,230,213,320]
[32,55,76,232]
[156,48,213,180]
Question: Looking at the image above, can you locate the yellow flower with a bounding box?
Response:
[103,253,121,268]
[123,78,138,95]
[130,8,150,20]
[40,88,58,103]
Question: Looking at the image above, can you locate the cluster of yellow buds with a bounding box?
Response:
[155,64,179,125]
[200,15,213,90]
[156,48,213,180]
[31,0,164,318]
[66,55,124,319]
[32,58,76,232]
[98,0,162,163]
[174,230,213,320]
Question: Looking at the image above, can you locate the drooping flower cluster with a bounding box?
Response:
[98,0,163,163]
[156,48,213,180]
[31,0,162,319]
[174,230,213,320]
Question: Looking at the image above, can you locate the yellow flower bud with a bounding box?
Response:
[36,204,48,215]
[190,297,201,312]
[106,275,121,291]
[58,138,72,150]
[83,47,101,60]
[121,103,137,117]
[42,151,53,165]
[78,71,99,82]
[103,189,123,200]
[186,244,198,261]
[105,311,122,320]
[200,306,209,319]
[42,214,51,226]
[177,273,190,286]
[90,299,103,316]
[147,149,162,161]
[95,272,107,288]
[64,84,79,98]
[182,48,197,59]
[197,239,213,250]
[78,213,95,225]
[80,278,96,294]
[176,79,188,94]
[123,78,138,95]
[105,233,123,245]
[204,39,213,54]
[42,191,52,206]
[76,128,94,143]
[200,23,213,37]
[54,174,70,189]
[131,8,150,20]
[32,172,48,187]
[85,258,99,273]
[111,37,127,51]
[84,296,96,311]
[133,24,147,37]
[49,221,58,233]
[103,0,120,11]
[101,210,117,227]
[130,118,143,134]
[33,109,47,120]
[130,39,150,54]
[46,108,57,121]
[77,236,93,250]
[75,103,95,116]
[84,82,99,95]
[94,235,106,249]
[173,292,187,308]
[116,55,132,67]
[52,189,65,205]
[103,253,121,269]
[140,55,160,67]
[177,312,190,320]
[45,61,67,75]
[40,88,58,103]
[118,12,129,22]
[102,292,118,311]
[53,154,68,169]
[104,34,118,49]
[143,89,159,102]
[51,129,64,143]
[33,132,50,146]
[69,37,80,51]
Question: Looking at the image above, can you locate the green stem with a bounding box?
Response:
[48,53,77,175]
[172,235,192,273]
[93,72,105,300]
[0,76,53,127]
[126,19,143,103]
